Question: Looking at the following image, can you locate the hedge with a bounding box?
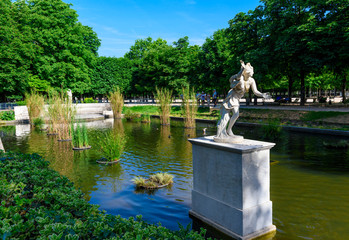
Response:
[0,152,206,239]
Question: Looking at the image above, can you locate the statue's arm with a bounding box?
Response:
[251,79,270,99]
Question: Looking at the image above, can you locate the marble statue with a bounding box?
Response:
[67,89,72,102]
[214,60,270,143]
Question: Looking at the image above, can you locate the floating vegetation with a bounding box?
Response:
[96,130,126,163]
[72,123,90,150]
[133,172,174,189]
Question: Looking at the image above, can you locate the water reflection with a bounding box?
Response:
[1,119,349,239]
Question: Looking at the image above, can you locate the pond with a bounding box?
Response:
[1,118,349,239]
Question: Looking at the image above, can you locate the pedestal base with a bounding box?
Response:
[189,136,275,239]
[190,210,276,240]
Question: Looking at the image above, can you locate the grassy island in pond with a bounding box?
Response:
[0,152,205,239]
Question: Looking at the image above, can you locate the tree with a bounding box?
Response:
[91,57,134,96]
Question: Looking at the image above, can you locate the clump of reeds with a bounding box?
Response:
[133,172,174,189]
[155,87,172,125]
[182,87,198,128]
[109,88,124,118]
[141,114,151,123]
[25,91,45,125]
[54,91,76,141]
[72,123,89,149]
[96,130,126,162]
[47,91,61,135]
[33,117,44,129]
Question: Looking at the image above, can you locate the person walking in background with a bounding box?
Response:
[200,91,206,106]
[213,89,218,107]
[206,93,211,108]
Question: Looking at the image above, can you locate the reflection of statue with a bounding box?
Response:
[214,61,270,143]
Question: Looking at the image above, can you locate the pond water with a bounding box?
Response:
[1,118,349,239]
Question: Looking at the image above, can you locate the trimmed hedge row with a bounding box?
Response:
[0,152,206,239]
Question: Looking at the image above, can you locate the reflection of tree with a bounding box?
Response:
[113,119,124,136]
[157,125,172,158]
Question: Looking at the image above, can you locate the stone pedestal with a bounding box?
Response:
[189,136,276,240]
[14,106,29,123]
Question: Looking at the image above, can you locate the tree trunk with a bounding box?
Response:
[342,77,347,102]
[288,75,293,102]
[300,70,305,106]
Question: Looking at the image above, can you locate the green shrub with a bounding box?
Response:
[0,152,206,239]
[83,97,97,103]
[0,111,15,121]
[141,114,151,122]
[15,101,26,106]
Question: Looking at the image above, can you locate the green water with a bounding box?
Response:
[1,119,349,239]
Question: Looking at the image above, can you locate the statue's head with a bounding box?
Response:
[243,63,254,78]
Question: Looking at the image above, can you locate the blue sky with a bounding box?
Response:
[63,0,261,58]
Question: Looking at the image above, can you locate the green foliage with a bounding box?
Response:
[91,57,133,95]
[0,152,206,239]
[72,123,89,148]
[0,0,100,100]
[32,117,44,128]
[323,140,349,149]
[122,106,158,115]
[301,112,349,121]
[83,98,97,103]
[0,111,15,121]
[96,130,126,161]
[261,119,282,140]
[141,114,151,123]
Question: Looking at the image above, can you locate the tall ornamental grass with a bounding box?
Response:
[25,91,44,124]
[55,91,76,141]
[155,87,172,125]
[182,87,198,128]
[109,88,124,118]
[47,91,61,135]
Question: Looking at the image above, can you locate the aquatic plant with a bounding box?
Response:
[32,117,44,129]
[155,87,172,125]
[109,88,124,118]
[182,87,198,128]
[25,91,44,124]
[141,114,151,123]
[96,130,126,162]
[133,172,174,189]
[72,123,89,149]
